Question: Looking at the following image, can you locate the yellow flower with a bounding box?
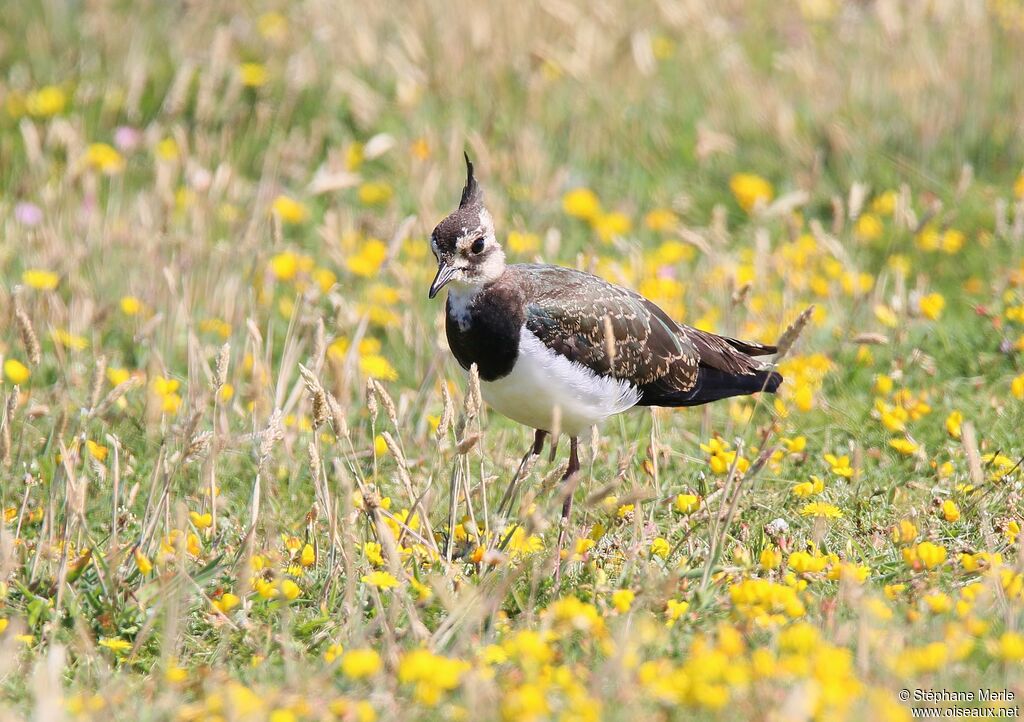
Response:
[760,547,782,570]
[916,227,940,251]
[359,354,398,382]
[652,34,675,59]
[358,182,393,206]
[729,173,774,213]
[271,196,308,224]
[363,541,384,566]
[85,440,108,462]
[164,662,188,684]
[507,230,541,254]
[903,541,947,570]
[1011,374,1024,400]
[258,12,288,41]
[341,648,382,679]
[923,592,953,614]
[791,476,824,498]
[650,537,670,558]
[133,548,152,575]
[84,143,125,174]
[872,190,898,215]
[854,213,883,240]
[945,410,963,439]
[211,592,240,614]
[942,229,965,254]
[873,304,899,328]
[503,527,543,557]
[312,267,337,293]
[592,211,632,242]
[783,436,807,454]
[324,643,344,664]
[729,578,806,620]
[889,438,918,456]
[25,85,67,116]
[1007,520,1021,545]
[562,188,602,221]
[22,268,60,290]
[788,550,828,574]
[824,453,854,478]
[300,543,315,567]
[644,208,679,232]
[255,579,278,599]
[665,599,689,627]
[198,318,231,339]
[4,359,30,384]
[346,238,388,277]
[891,519,918,544]
[50,328,87,351]
[189,511,212,530]
[799,502,843,519]
[995,632,1024,661]
[98,638,132,654]
[280,579,301,600]
[409,578,433,602]
[119,296,142,315]
[673,493,700,513]
[361,571,400,589]
[238,62,268,87]
[960,552,1001,573]
[268,251,301,280]
[611,589,635,613]
[918,292,945,320]
[398,648,469,697]
[941,499,961,523]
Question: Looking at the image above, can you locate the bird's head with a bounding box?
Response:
[428,154,506,299]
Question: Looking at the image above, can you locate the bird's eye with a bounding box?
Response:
[470,237,486,254]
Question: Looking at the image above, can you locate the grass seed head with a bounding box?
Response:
[14,300,41,366]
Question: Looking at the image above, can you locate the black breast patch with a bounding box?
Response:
[445,283,525,381]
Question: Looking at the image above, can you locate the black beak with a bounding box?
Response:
[428,261,457,299]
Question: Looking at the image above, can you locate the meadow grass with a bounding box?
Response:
[3,0,1024,720]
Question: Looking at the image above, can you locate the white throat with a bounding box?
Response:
[447,282,483,331]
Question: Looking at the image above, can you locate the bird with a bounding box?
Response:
[428,154,782,546]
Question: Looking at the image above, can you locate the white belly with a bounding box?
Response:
[481,328,641,437]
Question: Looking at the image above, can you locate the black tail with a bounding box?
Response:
[640,367,783,408]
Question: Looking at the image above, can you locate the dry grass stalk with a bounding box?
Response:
[366,378,379,423]
[214,342,231,390]
[89,355,107,411]
[774,305,815,360]
[372,379,399,430]
[298,363,329,429]
[0,388,16,467]
[94,375,143,417]
[14,300,41,366]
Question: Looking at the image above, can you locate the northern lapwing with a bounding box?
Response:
[429,155,782,547]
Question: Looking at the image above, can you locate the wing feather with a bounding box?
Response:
[513,265,700,392]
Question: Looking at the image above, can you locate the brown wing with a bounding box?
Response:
[514,265,701,393]
[680,326,777,376]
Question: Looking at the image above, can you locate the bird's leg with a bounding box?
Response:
[554,436,581,581]
[496,430,547,519]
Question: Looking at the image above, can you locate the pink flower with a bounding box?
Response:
[113,126,142,151]
[15,202,42,226]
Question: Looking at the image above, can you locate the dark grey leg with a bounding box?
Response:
[554,437,580,581]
